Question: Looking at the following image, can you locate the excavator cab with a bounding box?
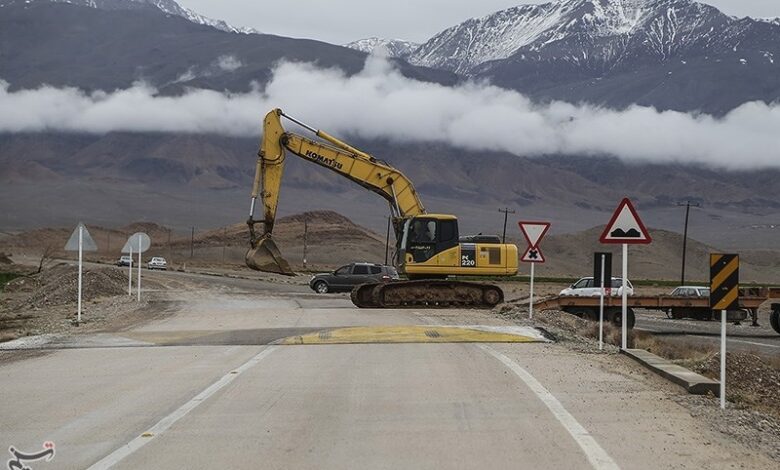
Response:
[398,215,459,266]
[398,215,518,278]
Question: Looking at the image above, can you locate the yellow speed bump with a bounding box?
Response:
[275,325,545,345]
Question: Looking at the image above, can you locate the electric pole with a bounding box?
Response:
[302,217,308,269]
[222,227,227,263]
[190,226,195,259]
[385,215,392,265]
[498,208,516,243]
[677,201,700,286]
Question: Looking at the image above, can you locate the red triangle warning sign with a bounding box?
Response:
[600,198,652,244]
[521,246,545,263]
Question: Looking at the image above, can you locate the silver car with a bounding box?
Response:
[147,257,168,270]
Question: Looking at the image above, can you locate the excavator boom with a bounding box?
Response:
[246,109,425,274]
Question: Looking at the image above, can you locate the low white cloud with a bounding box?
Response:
[1,54,778,168]
[215,54,243,72]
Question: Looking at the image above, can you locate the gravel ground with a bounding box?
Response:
[0,264,162,342]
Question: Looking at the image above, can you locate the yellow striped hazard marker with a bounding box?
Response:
[710,254,739,310]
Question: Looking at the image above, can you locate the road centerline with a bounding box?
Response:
[85,345,279,470]
[477,344,620,470]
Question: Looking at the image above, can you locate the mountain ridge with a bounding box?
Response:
[0,0,259,34]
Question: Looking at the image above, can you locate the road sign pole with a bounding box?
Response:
[721,309,726,409]
[128,246,133,296]
[529,262,535,320]
[710,253,738,410]
[77,225,83,324]
[599,254,605,350]
[137,238,142,302]
[622,243,628,350]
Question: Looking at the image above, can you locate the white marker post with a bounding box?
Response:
[621,243,628,350]
[128,246,133,296]
[122,232,151,303]
[77,224,83,324]
[529,262,535,320]
[599,254,605,350]
[721,309,727,409]
[137,236,142,302]
[64,222,98,325]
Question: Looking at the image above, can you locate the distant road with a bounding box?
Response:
[635,311,780,355]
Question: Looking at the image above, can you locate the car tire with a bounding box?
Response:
[313,281,329,294]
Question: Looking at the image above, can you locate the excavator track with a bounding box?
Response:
[351,280,503,309]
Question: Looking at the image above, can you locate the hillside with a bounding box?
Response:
[1,212,777,283]
[531,226,780,283]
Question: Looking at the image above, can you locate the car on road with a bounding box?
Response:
[309,263,399,294]
[116,255,132,267]
[147,257,168,270]
[669,286,710,297]
[559,277,634,297]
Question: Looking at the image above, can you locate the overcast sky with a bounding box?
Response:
[177,0,780,44]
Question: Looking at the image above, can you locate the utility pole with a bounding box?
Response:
[222,227,227,263]
[190,226,195,259]
[677,201,700,286]
[167,228,172,262]
[302,217,308,269]
[498,208,516,243]
[385,215,392,265]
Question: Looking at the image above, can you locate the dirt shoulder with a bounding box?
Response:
[0,262,172,343]
[494,302,780,462]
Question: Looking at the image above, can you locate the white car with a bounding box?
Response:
[147,257,168,270]
[559,277,634,297]
[670,286,710,297]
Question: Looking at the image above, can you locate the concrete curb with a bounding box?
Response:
[622,348,719,395]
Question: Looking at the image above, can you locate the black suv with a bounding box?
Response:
[309,263,399,294]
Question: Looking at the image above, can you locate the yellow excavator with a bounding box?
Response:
[246,108,518,308]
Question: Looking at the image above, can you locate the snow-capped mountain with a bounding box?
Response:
[409,0,780,74]
[343,38,420,59]
[0,0,258,34]
[759,17,780,27]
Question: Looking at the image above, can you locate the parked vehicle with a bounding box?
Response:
[116,255,132,267]
[670,286,710,298]
[559,277,634,297]
[309,263,399,294]
[665,285,748,321]
[147,257,168,270]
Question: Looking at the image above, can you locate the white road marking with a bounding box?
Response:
[677,333,780,350]
[478,345,620,470]
[729,339,780,349]
[86,346,278,470]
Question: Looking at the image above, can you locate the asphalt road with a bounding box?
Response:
[1,270,775,469]
[634,310,780,355]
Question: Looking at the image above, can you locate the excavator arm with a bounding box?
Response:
[246,108,425,274]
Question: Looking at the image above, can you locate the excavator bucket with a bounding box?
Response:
[245,235,294,275]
